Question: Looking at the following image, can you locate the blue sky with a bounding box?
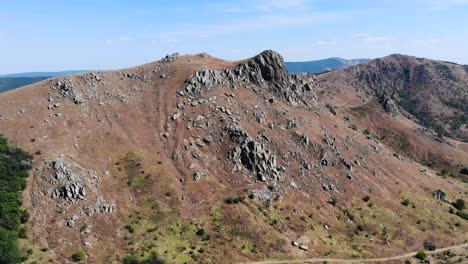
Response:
[1,0,468,73]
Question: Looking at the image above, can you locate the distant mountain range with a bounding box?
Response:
[285,57,370,73]
[0,71,90,93]
[0,58,370,94]
[0,70,89,78]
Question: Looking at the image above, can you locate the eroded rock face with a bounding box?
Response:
[226,125,283,184]
[41,157,95,202]
[38,155,117,214]
[179,50,319,108]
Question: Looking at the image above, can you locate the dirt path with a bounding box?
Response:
[239,243,468,264]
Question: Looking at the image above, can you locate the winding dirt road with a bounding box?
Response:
[239,242,468,264]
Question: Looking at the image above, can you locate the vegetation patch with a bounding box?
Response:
[0,134,33,263]
[72,249,87,261]
[435,63,456,81]
[415,251,427,261]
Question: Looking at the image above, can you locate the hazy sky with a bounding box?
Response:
[1,0,468,73]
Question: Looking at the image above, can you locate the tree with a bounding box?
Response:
[0,227,21,264]
[452,199,465,211]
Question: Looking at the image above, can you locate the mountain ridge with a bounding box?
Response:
[0,50,466,263]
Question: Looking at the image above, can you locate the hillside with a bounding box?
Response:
[0,51,466,263]
[285,58,369,74]
[318,55,468,175]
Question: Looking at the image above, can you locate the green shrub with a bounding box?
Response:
[362,195,370,202]
[415,251,427,261]
[452,199,466,210]
[18,227,27,239]
[402,198,411,206]
[123,255,138,264]
[125,225,135,233]
[72,249,86,261]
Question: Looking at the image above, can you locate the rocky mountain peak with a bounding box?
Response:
[250,50,288,82]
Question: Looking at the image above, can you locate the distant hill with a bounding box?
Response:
[0,77,50,93]
[0,70,89,78]
[0,70,90,93]
[285,57,369,73]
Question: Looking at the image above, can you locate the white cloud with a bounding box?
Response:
[222,0,314,13]
[422,0,468,10]
[119,37,133,41]
[254,0,314,12]
[356,33,393,42]
[163,11,349,39]
[316,40,337,46]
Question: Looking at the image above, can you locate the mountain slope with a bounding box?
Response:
[0,51,466,263]
[318,54,468,175]
[285,58,369,73]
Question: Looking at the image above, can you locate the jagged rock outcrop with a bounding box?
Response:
[433,189,449,203]
[37,156,118,212]
[161,53,180,63]
[179,50,319,108]
[226,124,283,184]
[41,157,96,203]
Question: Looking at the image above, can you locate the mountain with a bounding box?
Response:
[0,77,50,93]
[319,54,468,145]
[0,70,90,78]
[0,51,466,263]
[285,57,369,73]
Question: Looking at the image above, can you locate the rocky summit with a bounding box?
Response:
[0,50,467,263]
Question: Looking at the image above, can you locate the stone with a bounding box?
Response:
[290,181,298,189]
[433,189,449,203]
[161,53,180,63]
[299,245,309,251]
[460,167,468,175]
[291,241,299,247]
[193,171,207,181]
[172,112,181,121]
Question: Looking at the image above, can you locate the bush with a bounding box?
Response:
[423,240,436,251]
[18,227,27,239]
[125,225,135,233]
[415,251,427,261]
[362,195,370,202]
[72,249,86,261]
[452,199,466,211]
[123,255,138,264]
[402,198,411,206]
